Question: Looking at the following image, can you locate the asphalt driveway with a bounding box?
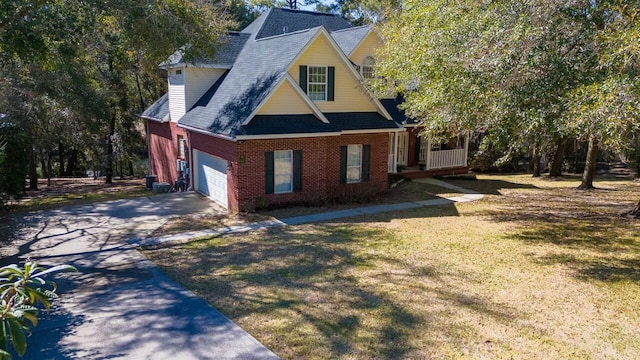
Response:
[1,192,278,360]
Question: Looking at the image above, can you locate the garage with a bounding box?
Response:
[194,150,228,208]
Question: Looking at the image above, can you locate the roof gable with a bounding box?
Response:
[331,25,371,56]
[286,28,393,119]
[252,74,329,123]
[177,28,318,137]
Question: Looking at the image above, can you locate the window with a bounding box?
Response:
[177,135,185,158]
[274,150,293,193]
[360,56,375,80]
[307,66,327,101]
[175,69,182,75]
[346,144,362,183]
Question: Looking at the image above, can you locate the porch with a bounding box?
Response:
[388,130,469,174]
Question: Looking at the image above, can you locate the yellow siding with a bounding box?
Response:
[288,35,378,113]
[256,80,313,115]
[350,32,381,66]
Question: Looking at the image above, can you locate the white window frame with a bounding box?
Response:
[346,144,362,184]
[274,150,293,194]
[178,135,185,158]
[360,56,376,80]
[307,66,327,101]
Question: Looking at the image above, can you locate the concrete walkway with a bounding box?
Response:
[135,178,484,248]
[2,193,278,360]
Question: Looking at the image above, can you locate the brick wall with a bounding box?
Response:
[148,121,189,184]
[235,133,389,211]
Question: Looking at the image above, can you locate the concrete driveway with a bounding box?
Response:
[1,192,278,360]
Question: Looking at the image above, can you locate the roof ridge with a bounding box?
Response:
[331,25,371,33]
[255,26,317,42]
[272,7,340,17]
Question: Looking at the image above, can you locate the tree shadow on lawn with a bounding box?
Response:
[475,181,640,283]
[152,223,520,358]
[516,217,640,282]
[442,177,538,196]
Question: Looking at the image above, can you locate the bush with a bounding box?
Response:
[0,261,76,359]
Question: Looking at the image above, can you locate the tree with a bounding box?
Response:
[0,119,28,207]
[1,1,232,185]
[376,0,639,188]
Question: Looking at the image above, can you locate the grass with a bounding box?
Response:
[152,179,441,236]
[144,174,640,359]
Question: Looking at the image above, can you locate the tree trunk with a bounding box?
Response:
[28,146,38,190]
[105,111,115,184]
[549,137,568,177]
[66,148,78,176]
[46,150,53,186]
[531,144,542,177]
[578,136,598,190]
[58,141,65,177]
[628,200,640,218]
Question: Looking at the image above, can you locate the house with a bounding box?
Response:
[141,8,469,211]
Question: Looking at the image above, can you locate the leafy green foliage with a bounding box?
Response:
[0,262,77,359]
[377,0,640,186]
[0,121,28,207]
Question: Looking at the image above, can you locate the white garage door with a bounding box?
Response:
[194,150,228,208]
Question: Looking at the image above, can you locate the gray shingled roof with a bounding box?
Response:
[145,8,397,139]
[331,25,371,56]
[161,32,250,68]
[380,97,418,125]
[241,112,398,136]
[178,27,319,137]
[141,93,169,122]
[254,8,352,40]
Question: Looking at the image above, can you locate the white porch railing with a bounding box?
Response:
[388,154,395,173]
[427,148,467,170]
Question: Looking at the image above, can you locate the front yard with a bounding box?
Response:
[144,174,640,359]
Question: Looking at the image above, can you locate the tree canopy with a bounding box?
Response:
[377,0,640,187]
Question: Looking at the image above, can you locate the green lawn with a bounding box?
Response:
[145,174,640,359]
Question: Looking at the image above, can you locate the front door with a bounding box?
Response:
[397,132,409,166]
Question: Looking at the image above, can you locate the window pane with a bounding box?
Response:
[307,66,327,101]
[274,150,292,193]
[346,144,362,183]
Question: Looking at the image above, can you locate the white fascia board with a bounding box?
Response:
[140,115,165,123]
[346,26,376,57]
[236,132,341,140]
[177,123,237,142]
[287,27,394,121]
[341,128,403,134]
[242,73,329,126]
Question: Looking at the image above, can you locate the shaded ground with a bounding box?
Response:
[1,193,275,359]
[4,177,148,213]
[146,174,640,359]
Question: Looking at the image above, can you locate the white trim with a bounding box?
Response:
[242,74,329,125]
[346,144,363,184]
[140,115,169,123]
[347,26,378,57]
[236,132,342,140]
[307,65,328,101]
[402,123,420,127]
[285,27,394,121]
[274,149,293,194]
[178,123,237,142]
[341,128,402,134]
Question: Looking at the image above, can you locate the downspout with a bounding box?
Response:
[187,130,193,191]
[146,119,152,175]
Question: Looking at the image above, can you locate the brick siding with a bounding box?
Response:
[148,121,189,184]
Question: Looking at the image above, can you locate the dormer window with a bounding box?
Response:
[360,56,375,80]
[307,66,327,101]
[299,65,335,101]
